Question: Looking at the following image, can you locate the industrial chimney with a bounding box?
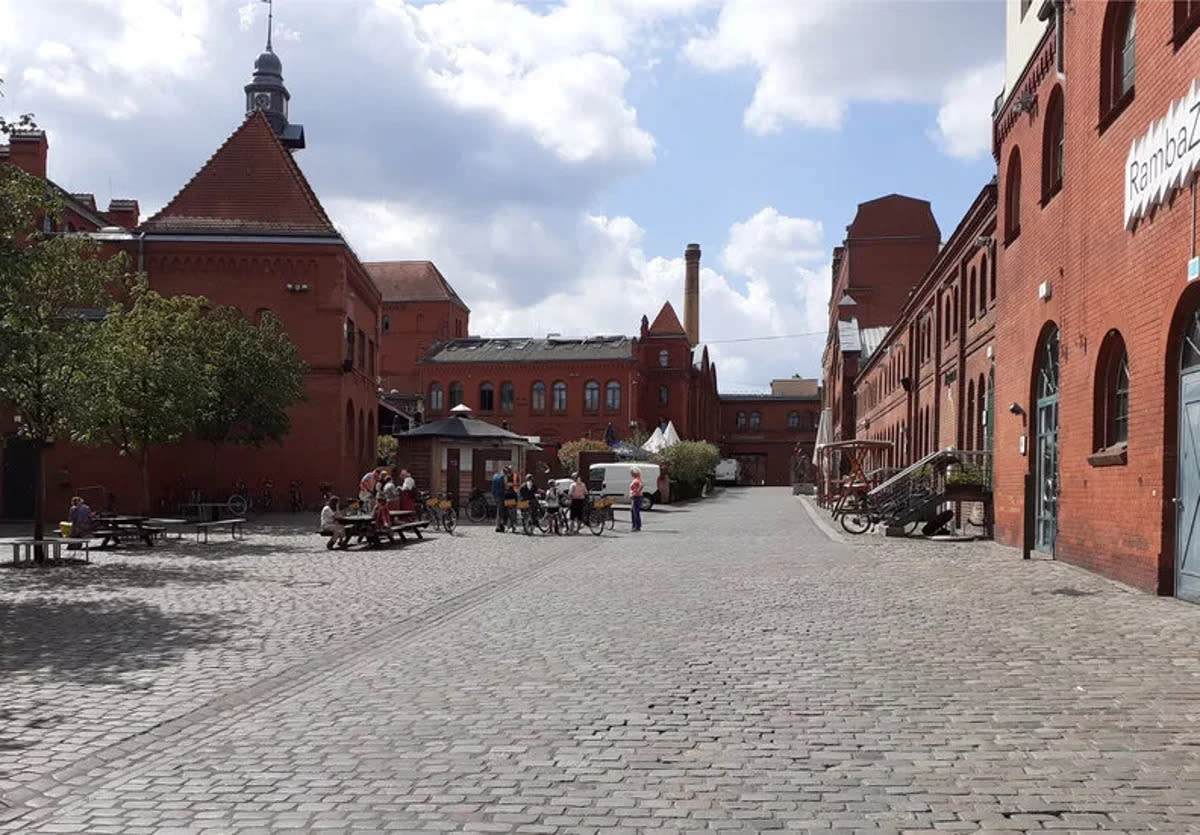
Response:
[684,243,701,347]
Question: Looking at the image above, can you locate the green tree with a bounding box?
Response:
[654,440,721,489]
[194,306,307,483]
[74,287,212,514]
[558,438,610,474]
[0,105,131,555]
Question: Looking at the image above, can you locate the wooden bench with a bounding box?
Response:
[193,518,246,543]
[315,519,431,550]
[6,538,91,564]
[92,526,165,548]
[392,519,430,541]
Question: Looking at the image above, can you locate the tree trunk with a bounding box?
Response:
[139,448,151,516]
[31,441,45,564]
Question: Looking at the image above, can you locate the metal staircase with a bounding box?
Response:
[868,448,992,530]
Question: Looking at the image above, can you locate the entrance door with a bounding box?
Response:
[446,448,461,505]
[1033,328,1059,554]
[1,436,36,520]
[1175,310,1200,600]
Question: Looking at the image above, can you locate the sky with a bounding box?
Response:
[0,0,1005,392]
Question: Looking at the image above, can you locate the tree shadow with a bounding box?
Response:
[0,597,226,684]
[0,560,246,592]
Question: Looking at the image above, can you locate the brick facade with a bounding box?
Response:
[719,389,821,486]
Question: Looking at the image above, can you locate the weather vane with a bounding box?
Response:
[262,0,274,51]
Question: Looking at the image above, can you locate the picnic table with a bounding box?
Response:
[323,509,428,549]
[91,515,162,548]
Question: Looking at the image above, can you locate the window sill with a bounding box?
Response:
[1087,442,1128,468]
[1097,87,1135,137]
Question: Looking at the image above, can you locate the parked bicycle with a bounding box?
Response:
[288,480,304,512]
[228,479,251,516]
[424,493,457,534]
[467,487,497,523]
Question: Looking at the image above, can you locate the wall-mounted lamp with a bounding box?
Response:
[1008,402,1025,416]
[285,283,311,293]
[975,236,994,248]
[1011,91,1036,115]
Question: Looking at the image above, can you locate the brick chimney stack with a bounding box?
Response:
[7,130,48,179]
[684,243,701,347]
[106,199,141,229]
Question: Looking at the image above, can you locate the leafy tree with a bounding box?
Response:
[194,306,307,482]
[654,440,721,489]
[73,287,212,514]
[557,438,610,474]
[0,105,132,556]
[377,433,398,467]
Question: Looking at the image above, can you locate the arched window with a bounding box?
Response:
[659,349,669,367]
[1042,86,1065,202]
[345,400,355,457]
[988,251,996,301]
[551,381,567,413]
[1175,1,1200,46]
[448,381,464,408]
[977,373,987,453]
[605,380,621,411]
[1095,330,1130,450]
[658,385,669,405]
[1101,1,1137,121]
[966,379,976,450]
[382,314,391,333]
[531,381,546,412]
[429,383,443,413]
[500,381,514,412]
[584,380,600,412]
[968,267,977,321]
[981,254,991,310]
[736,411,746,429]
[359,408,366,466]
[787,411,800,429]
[1005,148,1022,242]
[749,411,761,430]
[479,382,495,411]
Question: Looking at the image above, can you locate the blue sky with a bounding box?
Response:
[0,0,1007,389]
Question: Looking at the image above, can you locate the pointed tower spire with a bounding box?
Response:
[244,0,305,150]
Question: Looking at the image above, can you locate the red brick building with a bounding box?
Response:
[821,194,943,444]
[719,379,821,486]
[992,0,1200,598]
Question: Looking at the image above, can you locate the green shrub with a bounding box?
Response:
[655,440,720,488]
[558,438,610,473]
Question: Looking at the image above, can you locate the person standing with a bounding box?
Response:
[396,468,415,514]
[492,466,510,532]
[629,467,644,532]
[568,472,587,533]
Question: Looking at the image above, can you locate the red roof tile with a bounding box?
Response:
[648,302,686,335]
[365,261,468,309]
[141,111,338,237]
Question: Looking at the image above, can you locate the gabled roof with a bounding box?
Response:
[423,336,634,364]
[648,302,686,336]
[365,261,468,310]
[140,111,338,237]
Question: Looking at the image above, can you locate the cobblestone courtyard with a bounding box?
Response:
[3,488,1200,832]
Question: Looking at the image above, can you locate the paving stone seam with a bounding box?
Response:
[0,539,596,829]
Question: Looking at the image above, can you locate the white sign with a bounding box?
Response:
[1125,79,1200,229]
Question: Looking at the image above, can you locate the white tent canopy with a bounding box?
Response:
[662,421,681,448]
[641,426,666,453]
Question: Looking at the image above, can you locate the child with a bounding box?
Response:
[320,496,348,550]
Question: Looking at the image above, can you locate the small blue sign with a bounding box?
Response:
[1190,257,1200,282]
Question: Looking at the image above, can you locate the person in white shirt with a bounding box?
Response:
[320,496,348,549]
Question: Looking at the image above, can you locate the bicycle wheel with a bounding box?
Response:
[607,507,616,531]
[468,499,487,523]
[536,509,551,534]
[587,509,605,536]
[443,512,457,534]
[227,493,249,516]
[840,508,873,535]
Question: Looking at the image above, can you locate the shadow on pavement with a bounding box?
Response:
[0,560,246,592]
[0,597,226,683]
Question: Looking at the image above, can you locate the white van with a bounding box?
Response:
[588,462,663,511]
[714,458,740,485]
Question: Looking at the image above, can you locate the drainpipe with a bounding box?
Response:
[137,230,145,274]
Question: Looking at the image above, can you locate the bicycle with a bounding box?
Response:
[467,487,497,523]
[425,494,457,534]
[228,479,250,516]
[288,480,304,512]
[260,479,274,513]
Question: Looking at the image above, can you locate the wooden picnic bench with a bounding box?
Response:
[91,516,163,548]
[147,518,189,541]
[318,511,431,550]
[6,538,91,564]
[192,518,247,543]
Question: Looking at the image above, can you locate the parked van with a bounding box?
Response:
[714,458,740,485]
[588,462,663,511]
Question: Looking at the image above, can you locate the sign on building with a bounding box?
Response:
[1125,79,1200,230]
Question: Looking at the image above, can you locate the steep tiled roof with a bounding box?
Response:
[365,261,468,309]
[141,111,338,237]
[424,336,634,364]
[648,302,685,335]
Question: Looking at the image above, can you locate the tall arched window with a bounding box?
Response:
[787,411,800,429]
[1005,148,1022,242]
[1095,330,1130,450]
[988,251,996,301]
[584,380,600,412]
[449,381,464,408]
[658,349,669,367]
[736,411,746,429]
[429,383,443,413]
[551,381,567,413]
[1042,85,1065,202]
[1101,1,1137,121]
[531,381,546,412]
[479,382,495,411]
[382,314,391,333]
[966,379,976,450]
[749,411,761,430]
[981,254,991,310]
[605,380,621,411]
[659,385,669,405]
[500,381,514,412]
[968,267,977,321]
[977,373,987,453]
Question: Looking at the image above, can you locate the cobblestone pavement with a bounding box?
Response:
[6,490,1200,832]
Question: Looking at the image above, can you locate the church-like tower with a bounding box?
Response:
[244,3,305,150]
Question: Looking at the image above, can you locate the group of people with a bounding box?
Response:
[319,465,417,547]
[489,466,645,533]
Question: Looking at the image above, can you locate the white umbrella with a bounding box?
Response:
[641,426,665,453]
[662,421,681,447]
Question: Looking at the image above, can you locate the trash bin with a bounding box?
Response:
[59,521,72,537]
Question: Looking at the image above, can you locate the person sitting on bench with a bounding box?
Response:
[320,496,349,548]
[67,496,94,550]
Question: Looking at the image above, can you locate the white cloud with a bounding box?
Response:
[932,60,1004,160]
[683,0,1003,155]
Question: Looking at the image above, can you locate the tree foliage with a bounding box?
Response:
[654,440,721,488]
[557,438,610,474]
